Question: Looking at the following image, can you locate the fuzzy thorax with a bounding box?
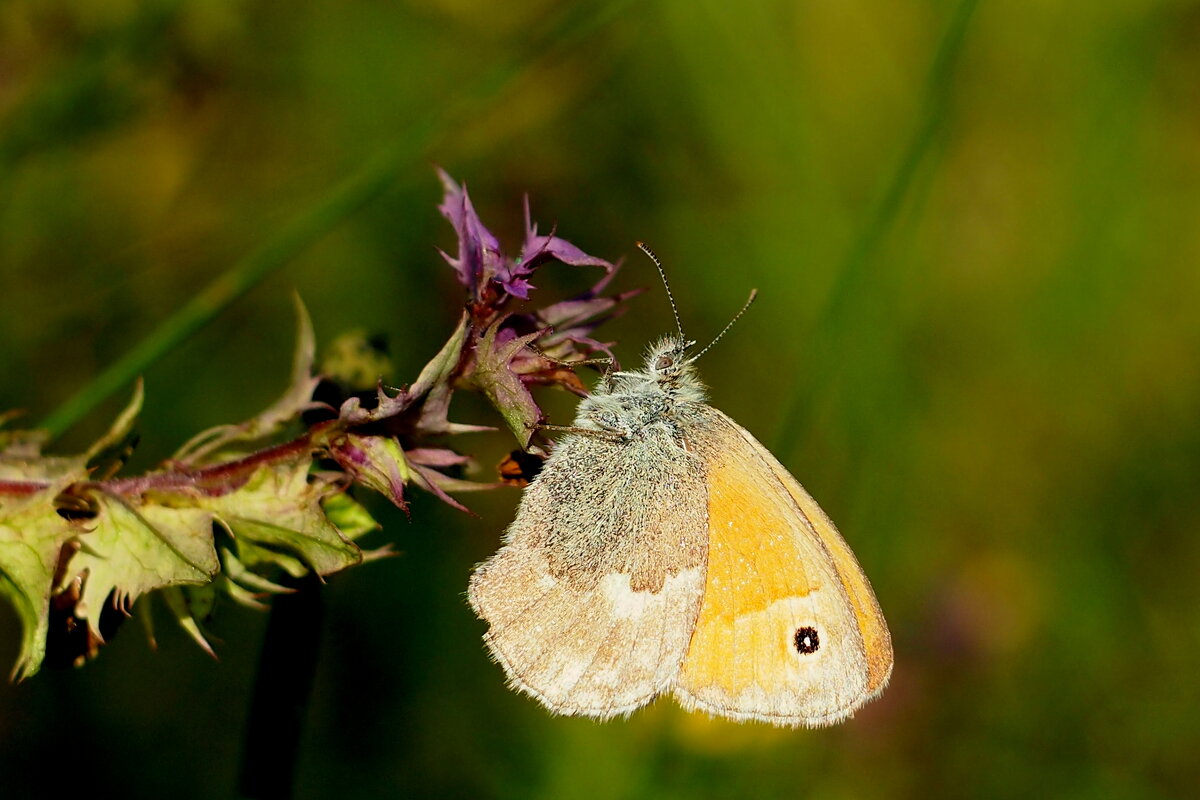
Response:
[574,336,709,434]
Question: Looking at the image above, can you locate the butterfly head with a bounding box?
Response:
[623,336,705,401]
[644,336,694,377]
[609,243,756,405]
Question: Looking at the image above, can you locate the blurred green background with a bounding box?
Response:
[2,0,1199,797]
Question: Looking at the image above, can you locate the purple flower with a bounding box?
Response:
[437,169,615,307]
[437,169,511,302]
[335,170,637,508]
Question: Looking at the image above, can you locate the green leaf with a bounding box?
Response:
[60,491,220,642]
[84,379,144,468]
[321,491,379,540]
[410,312,470,400]
[218,575,272,610]
[219,545,292,596]
[0,483,80,679]
[160,585,217,658]
[467,319,544,448]
[0,391,151,677]
[188,459,362,577]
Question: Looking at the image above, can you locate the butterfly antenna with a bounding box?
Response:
[636,242,687,343]
[690,289,758,363]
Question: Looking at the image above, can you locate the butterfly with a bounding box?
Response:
[468,245,891,727]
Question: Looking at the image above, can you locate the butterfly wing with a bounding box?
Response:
[469,431,708,719]
[672,408,892,727]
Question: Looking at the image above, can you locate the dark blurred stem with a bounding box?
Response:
[238,574,324,800]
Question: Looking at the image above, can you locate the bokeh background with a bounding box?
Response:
[2,0,1199,797]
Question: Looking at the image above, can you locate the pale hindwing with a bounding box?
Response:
[468,431,708,719]
[673,409,892,727]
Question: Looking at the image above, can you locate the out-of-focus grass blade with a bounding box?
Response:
[774,0,981,458]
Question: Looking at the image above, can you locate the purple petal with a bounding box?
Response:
[520,196,615,270]
[408,463,475,515]
[437,168,505,297]
[500,275,536,300]
[406,448,471,468]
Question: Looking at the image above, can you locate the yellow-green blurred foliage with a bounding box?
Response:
[2,0,1199,797]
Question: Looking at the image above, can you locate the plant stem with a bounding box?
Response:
[237,573,324,800]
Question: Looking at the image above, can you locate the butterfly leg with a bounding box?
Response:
[527,421,627,442]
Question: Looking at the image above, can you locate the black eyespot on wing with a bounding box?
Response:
[793,627,820,655]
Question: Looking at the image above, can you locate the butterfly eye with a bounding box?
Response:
[654,355,674,371]
[793,627,820,655]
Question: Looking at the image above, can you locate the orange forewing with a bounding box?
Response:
[673,414,890,726]
[762,455,893,692]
